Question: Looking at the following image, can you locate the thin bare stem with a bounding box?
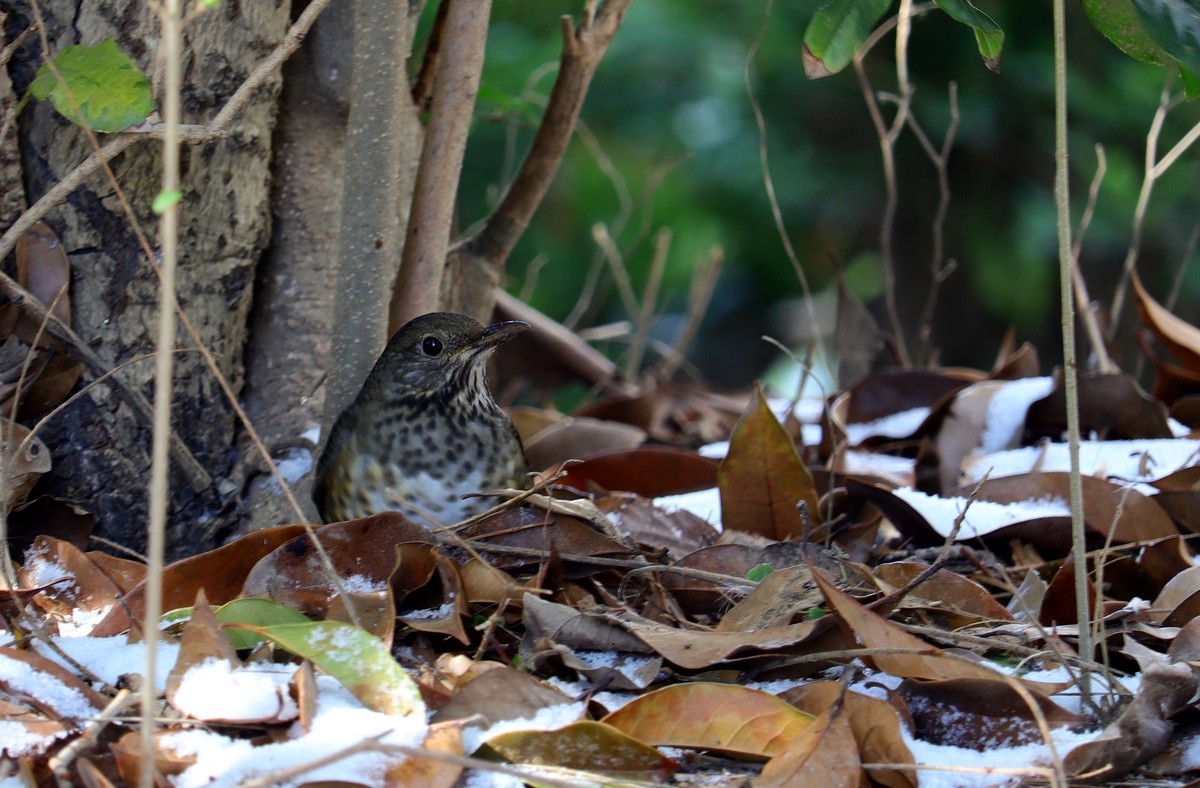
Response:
[1167,219,1200,312]
[747,0,831,374]
[1070,144,1115,374]
[625,228,669,378]
[1052,0,1090,704]
[658,245,723,381]
[140,0,183,777]
[1109,78,1172,335]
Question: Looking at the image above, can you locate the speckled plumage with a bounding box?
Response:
[314,313,529,526]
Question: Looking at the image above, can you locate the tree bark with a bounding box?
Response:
[6,0,289,557]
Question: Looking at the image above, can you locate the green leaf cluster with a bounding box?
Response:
[803,0,1004,78]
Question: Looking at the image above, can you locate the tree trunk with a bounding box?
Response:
[7,0,289,557]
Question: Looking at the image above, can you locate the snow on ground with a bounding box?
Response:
[36,635,180,693]
[653,487,723,531]
[460,701,587,755]
[905,726,1099,788]
[162,674,427,787]
[980,377,1056,452]
[891,487,1072,539]
[963,439,1200,488]
[844,406,931,445]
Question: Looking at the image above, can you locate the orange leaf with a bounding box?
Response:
[719,384,820,539]
[602,682,813,759]
[756,704,861,788]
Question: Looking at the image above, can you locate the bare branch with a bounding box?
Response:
[446,0,633,320]
[390,0,495,328]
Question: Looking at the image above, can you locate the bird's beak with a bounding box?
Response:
[475,320,529,349]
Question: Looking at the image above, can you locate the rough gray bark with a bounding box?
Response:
[6,0,288,557]
[324,0,422,426]
[239,5,351,531]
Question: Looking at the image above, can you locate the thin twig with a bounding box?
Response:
[140,0,184,775]
[1070,144,1116,374]
[1052,0,1091,707]
[626,228,670,378]
[658,245,723,381]
[747,0,831,372]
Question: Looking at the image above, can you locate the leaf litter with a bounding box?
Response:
[16,291,1200,784]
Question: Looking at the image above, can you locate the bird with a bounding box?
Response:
[313,312,530,526]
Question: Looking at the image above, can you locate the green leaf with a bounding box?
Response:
[233,619,424,717]
[934,0,1005,71]
[803,0,894,78]
[152,189,182,215]
[746,563,775,583]
[162,598,313,650]
[1134,0,1200,76]
[1181,64,1200,98]
[1082,0,1170,64]
[29,39,154,132]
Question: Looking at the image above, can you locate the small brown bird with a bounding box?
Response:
[314,312,530,526]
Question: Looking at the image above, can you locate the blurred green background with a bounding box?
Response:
[447,1,1200,391]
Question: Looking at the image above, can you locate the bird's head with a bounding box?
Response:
[371,312,528,395]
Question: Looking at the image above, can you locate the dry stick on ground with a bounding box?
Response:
[1070,144,1117,374]
[447,0,634,321]
[493,289,637,397]
[747,0,833,376]
[1109,77,1200,335]
[0,0,336,491]
[390,0,494,328]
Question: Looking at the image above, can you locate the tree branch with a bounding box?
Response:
[444,0,633,321]
[466,0,631,267]
[390,0,495,329]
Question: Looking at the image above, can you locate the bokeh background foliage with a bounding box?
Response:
[459,1,1200,388]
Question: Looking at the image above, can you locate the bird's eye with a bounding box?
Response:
[421,336,443,356]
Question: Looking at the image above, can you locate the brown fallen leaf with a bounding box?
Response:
[1063,655,1197,781]
[602,682,813,759]
[432,665,575,727]
[612,609,834,670]
[755,702,860,788]
[812,570,1062,693]
[719,384,820,540]
[779,681,916,788]
[875,562,1014,627]
[550,445,719,497]
[898,677,1085,748]
[91,523,310,637]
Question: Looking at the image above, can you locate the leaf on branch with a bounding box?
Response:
[803,0,893,78]
[29,39,154,133]
[1133,0,1200,87]
[934,0,1005,71]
